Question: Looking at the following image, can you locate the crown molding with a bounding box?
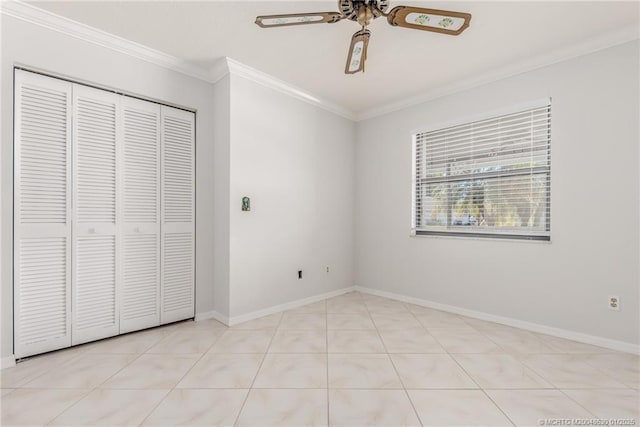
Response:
[356,24,640,121]
[210,57,357,121]
[1,1,357,121]
[3,1,637,123]
[1,0,214,82]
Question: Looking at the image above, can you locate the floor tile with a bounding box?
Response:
[170,319,228,332]
[429,328,502,353]
[453,354,553,389]
[1,348,86,388]
[359,294,392,304]
[208,330,274,353]
[84,329,166,354]
[329,389,421,426]
[102,354,199,389]
[279,313,326,330]
[487,389,594,426]
[408,389,512,426]
[364,300,410,314]
[328,330,386,353]
[0,388,88,426]
[285,300,327,314]
[462,317,506,331]
[269,329,326,353]
[370,312,422,330]
[6,293,639,427]
[536,334,613,354]
[177,353,263,388]
[378,328,445,353]
[24,354,137,389]
[236,388,328,426]
[147,329,222,354]
[581,353,640,388]
[522,354,628,388]
[391,354,477,389]
[231,313,282,330]
[327,313,375,330]
[142,389,248,426]
[403,303,432,315]
[326,299,368,314]
[49,388,169,426]
[329,354,402,389]
[254,353,327,388]
[483,328,559,354]
[562,389,640,419]
[414,311,472,329]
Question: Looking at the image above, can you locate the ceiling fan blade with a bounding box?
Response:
[255,12,343,28]
[345,29,371,75]
[387,6,471,35]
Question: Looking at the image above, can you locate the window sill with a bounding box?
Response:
[409,231,552,244]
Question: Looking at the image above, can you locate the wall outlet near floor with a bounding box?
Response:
[326,266,330,273]
[608,295,620,311]
[298,270,303,279]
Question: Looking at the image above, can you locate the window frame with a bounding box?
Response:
[410,98,552,242]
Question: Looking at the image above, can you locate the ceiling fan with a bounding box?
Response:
[255,0,472,75]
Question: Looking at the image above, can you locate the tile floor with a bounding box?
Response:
[1,291,638,426]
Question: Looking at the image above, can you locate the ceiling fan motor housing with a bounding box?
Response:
[339,0,390,23]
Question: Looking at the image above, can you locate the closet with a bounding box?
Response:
[13,69,195,358]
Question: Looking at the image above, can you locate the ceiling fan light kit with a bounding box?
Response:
[255,0,472,75]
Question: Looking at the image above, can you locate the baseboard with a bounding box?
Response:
[194,310,229,325]
[1,355,16,370]
[355,286,640,355]
[227,286,357,326]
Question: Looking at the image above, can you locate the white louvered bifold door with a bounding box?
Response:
[71,85,120,345]
[120,97,161,333]
[14,70,73,358]
[160,106,195,324]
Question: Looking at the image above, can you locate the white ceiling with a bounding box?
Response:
[29,1,640,116]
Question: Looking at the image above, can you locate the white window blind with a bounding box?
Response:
[412,101,551,240]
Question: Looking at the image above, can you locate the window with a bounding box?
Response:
[412,100,551,240]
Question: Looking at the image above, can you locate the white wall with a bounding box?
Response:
[0,15,217,359]
[212,75,231,318]
[355,41,640,346]
[228,74,356,318]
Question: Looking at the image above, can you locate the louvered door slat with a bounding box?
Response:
[120,97,161,333]
[160,106,195,324]
[72,84,120,345]
[14,70,72,358]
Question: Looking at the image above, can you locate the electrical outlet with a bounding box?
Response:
[298,270,302,279]
[608,296,620,311]
[326,266,330,273]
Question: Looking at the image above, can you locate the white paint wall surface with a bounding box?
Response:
[228,74,356,317]
[355,41,640,345]
[212,75,231,318]
[0,15,217,358]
